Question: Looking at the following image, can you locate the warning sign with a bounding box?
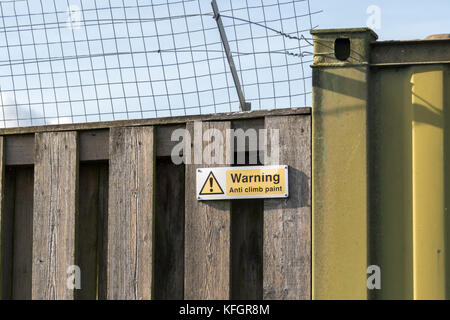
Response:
[199,171,224,195]
[196,165,288,200]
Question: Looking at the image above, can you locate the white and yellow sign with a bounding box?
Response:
[196,165,288,200]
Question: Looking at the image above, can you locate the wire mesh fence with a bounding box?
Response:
[0,0,319,128]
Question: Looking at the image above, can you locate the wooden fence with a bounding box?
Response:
[0,107,311,300]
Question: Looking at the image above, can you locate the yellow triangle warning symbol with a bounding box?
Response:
[199,171,224,195]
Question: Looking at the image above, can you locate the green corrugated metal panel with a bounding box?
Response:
[313,28,450,300]
[369,67,414,299]
[370,65,449,300]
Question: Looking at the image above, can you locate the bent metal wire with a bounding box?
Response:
[0,0,319,127]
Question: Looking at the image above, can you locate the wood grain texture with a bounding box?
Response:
[3,119,262,165]
[0,107,310,136]
[5,125,191,165]
[231,199,263,300]
[184,121,231,300]
[97,164,109,300]
[0,138,14,300]
[79,130,109,161]
[76,162,108,300]
[5,134,34,165]
[12,167,34,300]
[263,115,311,300]
[154,158,185,299]
[107,126,155,300]
[156,124,185,157]
[32,131,78,300]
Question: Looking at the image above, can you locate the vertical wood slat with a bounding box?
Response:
[0,165,34,300]
[76,163,109,300]
[0,137,13,300]
[263,115,311,300]
[184,121,232,299]
[12,167,34,299]
[32,131,78,300]
[77,165,98,300]
[107,126,155,300]
[97,164,109,300]
[0,168,14,300]
[154,158,185,299]
[231,199,263,300]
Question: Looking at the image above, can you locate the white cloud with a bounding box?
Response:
[0,91,42,128]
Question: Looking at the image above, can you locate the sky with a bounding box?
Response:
[0,0,449,127]
[312,0,450,41]
[0,0,315,126]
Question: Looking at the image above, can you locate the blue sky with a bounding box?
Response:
[313,0,450,40]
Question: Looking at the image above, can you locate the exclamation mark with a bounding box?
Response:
[209,177,213,192]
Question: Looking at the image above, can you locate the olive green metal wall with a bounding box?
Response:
[312,28,450,300]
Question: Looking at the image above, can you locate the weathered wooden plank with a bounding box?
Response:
[75,162,108,300]
[0,138,15,299]
[32,131,78,300]
[76,164,101,300]
[0,107,311,136]
[5,130,108,166]
[97,164,109,300]
[232,118,264,133]
[5,125,189,165]
[107,126,155,300]
[154,158,185,299]
[184,121,232,300]
[4,119,263,166]
[156,124,185,157]
[231,199,263,300]
[12,167,34,300]
[263,115,311,300]
[5,134,34,165]
[79,130,109,162]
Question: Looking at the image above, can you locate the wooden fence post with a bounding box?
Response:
[32,132,78,300]
[263,115,311,300]
[107,126,155,300]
